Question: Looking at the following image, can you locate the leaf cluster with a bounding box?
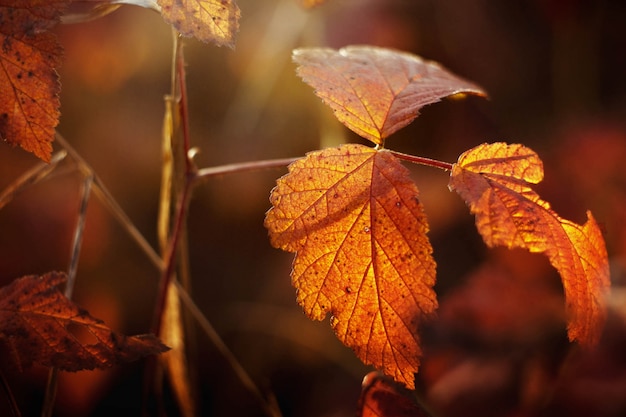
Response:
[264,45,610,389]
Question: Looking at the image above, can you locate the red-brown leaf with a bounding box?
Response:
[0,272,169,371]
[293,45,486,146]
[0,0,69,161]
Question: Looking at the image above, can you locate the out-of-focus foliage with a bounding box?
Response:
[0,272,168,371]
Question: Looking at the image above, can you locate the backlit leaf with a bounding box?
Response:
[265,144,437,388]
[0,0,69,161]
[448,142,610,347]
[0,272,169,371]
[158,0,240,48]
[293,46,486,146]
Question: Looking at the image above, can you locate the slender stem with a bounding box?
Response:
[193,157,298,183]
[54,133,164,270]
[41,372,58,417]
[0,371,22,417]
[151,177,192,336]
[65,174,93,299]
[174,282,282,417]
[42,170,94,417]
[176,42,193,175]
[387,149,454,171]
[151,30,194,337]
[0,150,67,210]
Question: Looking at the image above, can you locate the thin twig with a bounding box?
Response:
[54,133,164,271]
[0,150,68,210]
[151,178,192,335]
[193,157,298,183]
[144,31,196,417]
[0,371,22,417]
[174,282,283,417]
[176,41,193,175]
[151,29,194,337]
[65,174,93,299]
[41,368,58,417]
[387,149,454,171]
[41,172,93,417]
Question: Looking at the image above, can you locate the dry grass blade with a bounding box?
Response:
[0,150,67,210]
[42,173,93,417]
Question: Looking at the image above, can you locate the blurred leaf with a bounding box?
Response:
[293,45,486,146]
[449,142,610,347]
[0,272,169,371]
[358,372,433,417]
[0,0,69,161]
[298,0,327,9]
[265,143,437,388]
[158,0,240,48]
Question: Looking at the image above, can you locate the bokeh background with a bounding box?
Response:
[1,0,626,416]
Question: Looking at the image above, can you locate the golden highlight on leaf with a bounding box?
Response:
[292,45,486,146]
[158,0,240,48]
[0,272,169,371]
[0,0,69,161]
[449,142,610,347]
[265,144,437,388]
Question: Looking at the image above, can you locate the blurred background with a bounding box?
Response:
[1,0,625,416]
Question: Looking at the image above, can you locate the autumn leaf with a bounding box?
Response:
[448,142,610,347]
[292,46,486,146]
[357,372,433,417]
[158,0,240,48]
[265,143,437,388]
[0,272,169,371]
[0,0,69,161]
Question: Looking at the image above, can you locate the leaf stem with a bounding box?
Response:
[387,149,454,171]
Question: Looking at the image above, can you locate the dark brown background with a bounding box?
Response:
[1,0,625,416]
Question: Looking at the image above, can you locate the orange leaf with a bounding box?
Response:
[0,272,169,371]
[292,46,486,146]
[448,142,610,347]
[357,371,433,417]
[158,0,240,48]
[0,0,69,161]
[265,144,437,388]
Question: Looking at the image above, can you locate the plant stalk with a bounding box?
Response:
[388,149,454,171]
